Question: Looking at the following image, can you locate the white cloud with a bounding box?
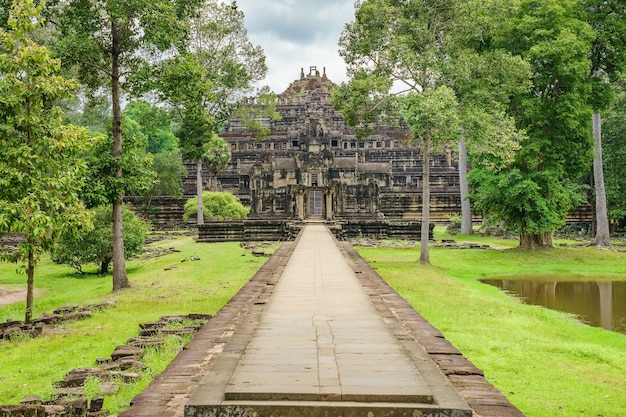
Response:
[235,0,355,93]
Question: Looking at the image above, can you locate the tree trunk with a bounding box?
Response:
[592,111,610,247]
[25,246,35,324]
[100,258,111,275]
[111,22,130,291]
[419,137,431,265]
[197,158,204,225]
[519,232,554,249]
[458,136,472,234]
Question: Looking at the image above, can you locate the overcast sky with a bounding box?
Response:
[235,0,356,93]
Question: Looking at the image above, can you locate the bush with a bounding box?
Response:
[52,205,149,274]
[184,192,249,221]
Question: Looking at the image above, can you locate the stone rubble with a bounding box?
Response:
[0,314,211,417]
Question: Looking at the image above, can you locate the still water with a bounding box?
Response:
[481,279,626,335]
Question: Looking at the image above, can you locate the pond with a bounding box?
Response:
[481,279,626,335]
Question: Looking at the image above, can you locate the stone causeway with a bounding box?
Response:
[120,224,525,417]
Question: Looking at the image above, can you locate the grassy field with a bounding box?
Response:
[357,230,626,417]
[2,230,625,416]
[0,234,274,412]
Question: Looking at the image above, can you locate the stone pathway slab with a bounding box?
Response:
[186,225,472,416]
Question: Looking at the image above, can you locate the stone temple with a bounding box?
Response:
[184,66,462,226]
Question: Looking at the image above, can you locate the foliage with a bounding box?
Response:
[499,0,594,176]
[469,169,587,236]
[51,206,149,274]
[0,0,10,29]
[80,119,154,208]
[69,95,112,135]
[469,0,595,246]
[53,0,203,290]
[146,151,187,198]
[160,0,267,160]
[399,87,461,146]
[123,101,178,154]
[183,192,248,221]
[53,0,203,93]
[232,87,282,140]
[584,0,626,110]
[202,133,231,180]
[0,0,92,322]
[602,90,626,221]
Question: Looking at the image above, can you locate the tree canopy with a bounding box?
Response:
[52,205,149,275]
[158,0,266,225]
[470,0,596,248]
[202,133,231,191]
[335,0,528,260]
[54,0,203,290]
[0,0,91,322]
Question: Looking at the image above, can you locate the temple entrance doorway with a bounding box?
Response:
[308,190,323,218]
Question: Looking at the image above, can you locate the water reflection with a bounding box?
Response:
[481,280,626,335]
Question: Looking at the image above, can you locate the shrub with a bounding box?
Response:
[52,205,149,274]
[183,192,249,221]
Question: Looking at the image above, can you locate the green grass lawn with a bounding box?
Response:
[0,235,273,412]
[358,230,626,417]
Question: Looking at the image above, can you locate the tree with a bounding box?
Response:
[184,192,248,222]
[335,0,461,264]
[80,118,154,210]
[232,87,282,140]
[146,151,187,199]
[400,88,461,263]
[203,134,231,191]
[582,0,626,246]
[121,101,186,204]
[0,0,91,322]
[159,0,266,225]
[335,0,525,262]
[54,0,202,290]
[471,0,595,248]
[52,205,149,275]
[124,101,178,154]
[444,1,531,234]
[602,90,626,224]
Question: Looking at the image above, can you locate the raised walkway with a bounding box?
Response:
[120,224,525,417]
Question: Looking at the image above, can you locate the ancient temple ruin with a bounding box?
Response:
[185,66,463,225]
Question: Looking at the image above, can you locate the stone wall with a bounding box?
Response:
[197,220,299,242]
[197,220,433,242]
[125,197,190,230]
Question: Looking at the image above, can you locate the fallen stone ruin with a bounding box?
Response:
[0,302,117,341]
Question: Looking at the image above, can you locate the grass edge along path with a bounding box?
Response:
[356,242,626,417]
[0,236,275,413]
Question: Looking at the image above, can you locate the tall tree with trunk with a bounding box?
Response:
[446,0,531,234]
[334,0,463,264]
[335,0,525,262]
[203,134,231,191]
[602,89,626,223]
[471,0,595,248]
[582,0,626,247]
[158,0,266,225]
[54,0,202,290]
[0,0,91,322]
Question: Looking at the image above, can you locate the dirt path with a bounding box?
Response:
[0,285,35,306]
